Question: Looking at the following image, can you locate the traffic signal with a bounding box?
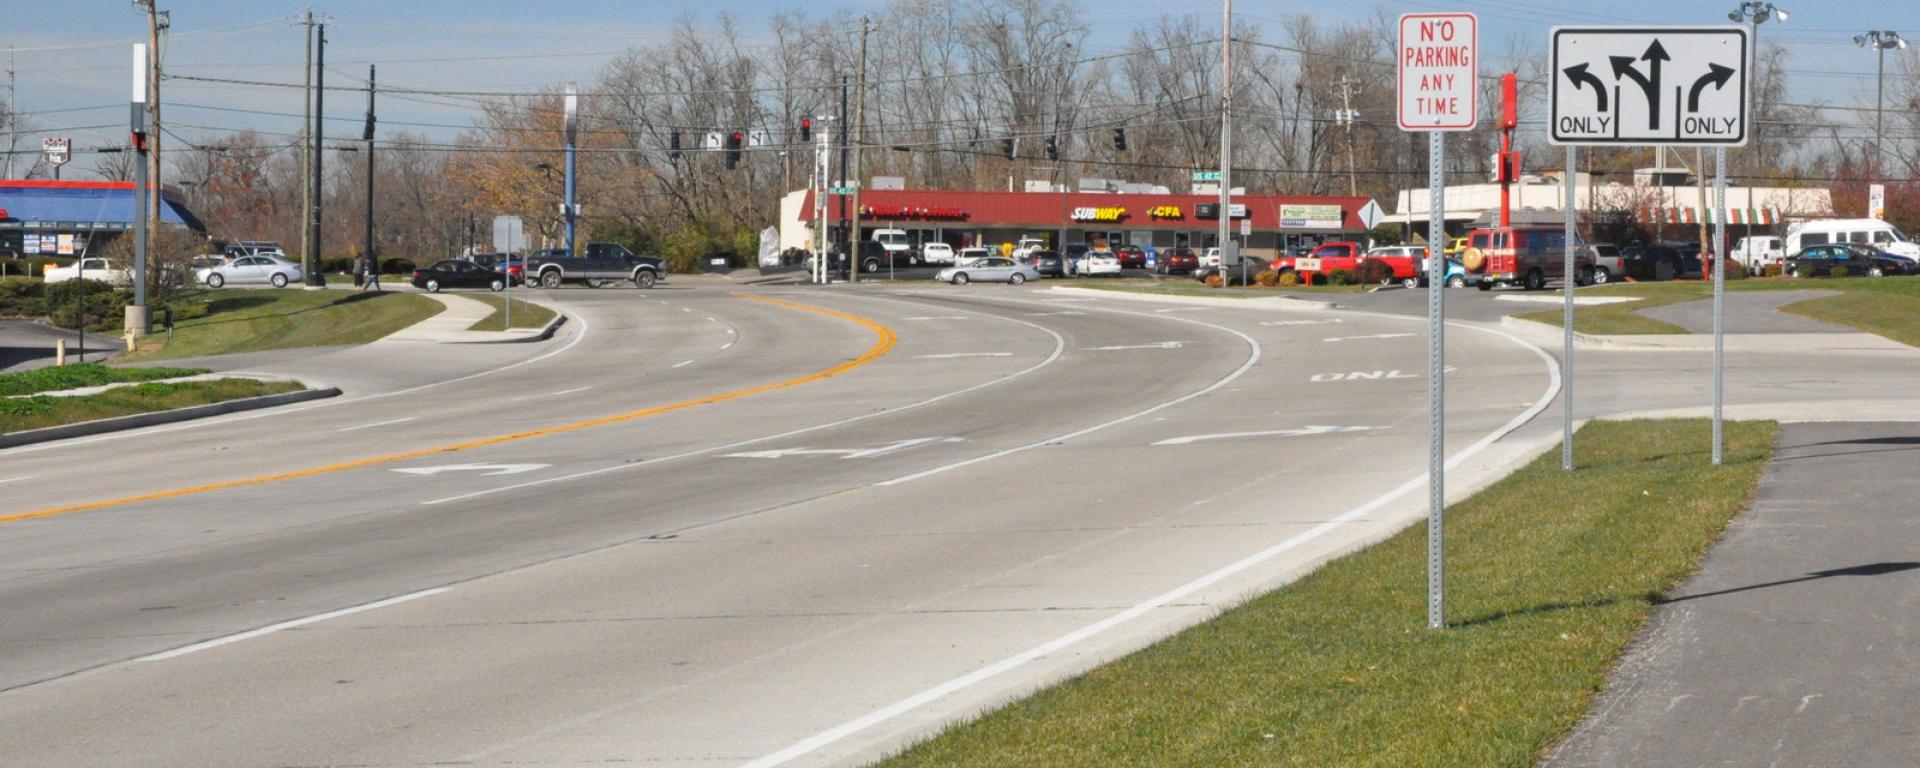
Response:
[1045,135,1058,161]
[1111,128,1127,152]
[724,131,743,169]
[1001,137,1015,160]
[669,131,682,160]
[800,118,812,142]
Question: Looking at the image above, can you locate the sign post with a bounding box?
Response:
[1399,11,1477,630]
[493,216,526,330]
[1551,26,1750,465]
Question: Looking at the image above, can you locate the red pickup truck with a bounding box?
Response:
[1270,242,1421,285]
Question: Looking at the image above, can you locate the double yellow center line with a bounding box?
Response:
[0,294,897,526]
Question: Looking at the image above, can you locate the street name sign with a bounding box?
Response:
[1397,13,1479,131]
[1550,27,1749,146]
[1191,170,1221,182]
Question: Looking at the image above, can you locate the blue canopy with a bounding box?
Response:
[0,181,205,233]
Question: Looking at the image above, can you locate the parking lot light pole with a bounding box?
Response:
[1854,31,1906,182]
[1216,0,1232,288]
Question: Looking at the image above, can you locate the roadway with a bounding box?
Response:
[2,279,1916,766]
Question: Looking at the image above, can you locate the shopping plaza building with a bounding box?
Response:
[0,180,204,258]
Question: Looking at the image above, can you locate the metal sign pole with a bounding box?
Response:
[1563,145,1576,471]
[1713,146,1727,465]
[1427,130,1446,630]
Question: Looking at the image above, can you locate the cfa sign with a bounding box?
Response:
[1550,27,1749,146]
[1397,13,1478,131]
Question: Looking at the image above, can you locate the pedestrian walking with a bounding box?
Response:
[361,254,381,292]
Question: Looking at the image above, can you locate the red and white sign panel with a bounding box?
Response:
[1397,13,1479,131]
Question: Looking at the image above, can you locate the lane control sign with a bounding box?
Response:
[1398,13,1479,131]
[1551,27,1749,146]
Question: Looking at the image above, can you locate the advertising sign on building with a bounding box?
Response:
[1071,206,1128,222]
[1869,184,1886,220]
[1279,204,1344,229]
[56,234,75,255]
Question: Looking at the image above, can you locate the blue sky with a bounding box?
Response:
[3,0,1911,170]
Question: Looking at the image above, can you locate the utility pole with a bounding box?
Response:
[5,54,15,179]
[299,9,315,284]
[363,65,376,274]
[1056,41,1073,255]
[837,75,849,276]
[850,17,872,283]
[1855,31,1907,183]
[1337,76,1359,197]
[138,0,166,230]
[307,23,326,285]
[1215,0,1232,288]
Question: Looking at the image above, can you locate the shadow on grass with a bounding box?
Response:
[186,291,386,329]
[1457,562,1920,626]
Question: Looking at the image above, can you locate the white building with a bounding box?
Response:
[1390,163,1833,233]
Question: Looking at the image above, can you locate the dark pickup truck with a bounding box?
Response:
[525,243,668,289]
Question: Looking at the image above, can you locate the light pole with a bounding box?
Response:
[1854,31,1906,181]
[1727,2,1787,174]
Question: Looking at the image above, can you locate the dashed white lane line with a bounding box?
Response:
[336,417,418,433]
[916,352,1013,359]
[672,360,694,368]
[0,475,37,485]
[706,317,717,322]
[551,386,595,396]
[682,307,693,313]
[137,587,452,662]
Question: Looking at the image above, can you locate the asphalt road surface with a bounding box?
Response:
[4,280,1918,767]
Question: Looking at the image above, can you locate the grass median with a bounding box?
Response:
[0,362,207,396]
[464,293,557,331]
[1,378,306,433]
[875,419,1776,768]
[1516,277,1920,343]
[123,288,441,361]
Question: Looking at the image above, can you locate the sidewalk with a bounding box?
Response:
[1545,421,1920,768]
[378,291,558,343]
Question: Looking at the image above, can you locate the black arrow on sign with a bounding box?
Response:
[1562,63,1610,112]
[1687,64,1736,112]
[1610,39,1671,130]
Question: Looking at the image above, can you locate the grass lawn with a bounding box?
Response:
[1516,277,1920,344]
[0,362,208,396]
[875,419,1776,768]
[122,288,441,361]
[2,379,306,433]
[463,293,558,331]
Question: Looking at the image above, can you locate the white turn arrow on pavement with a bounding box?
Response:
[1323,333,1417,343]
[1152,426,1381,446]
[392,463,552,477]
[1085,341,1186,351]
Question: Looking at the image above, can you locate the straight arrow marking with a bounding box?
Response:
[393,463,551,477]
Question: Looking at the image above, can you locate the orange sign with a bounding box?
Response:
[1148,205,1184,220]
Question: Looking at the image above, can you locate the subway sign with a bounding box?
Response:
[1071,206,1128,222]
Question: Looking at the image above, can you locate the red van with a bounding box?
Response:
[1459,226,1594,290]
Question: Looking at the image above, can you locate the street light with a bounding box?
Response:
[1854,30,1907,181]
[1728,3,1787,172]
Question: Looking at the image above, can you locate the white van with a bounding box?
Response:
[872,229,912,258]
[1786,219,1919,259]
[1731,235,1783,269]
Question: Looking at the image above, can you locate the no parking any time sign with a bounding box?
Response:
[1397,13,1479,132]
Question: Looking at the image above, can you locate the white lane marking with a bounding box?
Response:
[1323,333,1416,342]
[1263,318,1343,326]
[1153,426,1382,446]
[1153,306,1214,313]
[1027,311,1086,316]
[137,587,452,662]
[421,300,1068,507]
[672,360,694,368]
[728,328,738,335]
[724,437,965,460]
[551,385,594,396]
[900,316,968,320]
[706,317,717,322]
[682,307,693,313]
[336,416,418,433]
[721,341,736,352]
[393,463,550,477]
[916,352,1013,359]
[0,475,37,485]
[1085,341,1185,351]
[4,309,589,456]
[745,309,1563,768]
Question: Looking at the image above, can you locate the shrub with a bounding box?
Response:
[1203,272,1224,288]
[1277,270,1301,287]
[18,257,73,279]
[1716,258,1747,280]
[0,277,46,317]
[1762,263,1784,278]
[1253,269,1280,287]
[379,258,417,275]
[43,279,130,332]
[1356,258,1396,285]
[1831,265,1849,279]
[1326,268,1356,286]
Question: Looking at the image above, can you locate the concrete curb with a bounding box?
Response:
[452,312,568,344]
[1045,286,1338,312]
[1497,315,1916,354]
[0,385,342,450]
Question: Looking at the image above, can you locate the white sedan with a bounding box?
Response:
[1076,250,1121,276]
[935,257,1041,285]
[197,254,305,288]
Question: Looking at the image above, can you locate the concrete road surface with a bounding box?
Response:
[3,281,1919,767]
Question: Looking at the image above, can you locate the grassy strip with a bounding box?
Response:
[123,289,441,361]
[1,379,306,433]
[1779,290,1920,348]
[0,362,207,396]
[1515,277,1920,342]
[875,419,1776,768]
[463,293,558,331]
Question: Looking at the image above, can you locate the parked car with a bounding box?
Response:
[955,246,993,266]
[1157,247,1198,275]
[1458,226,1594,290]
[1027,249,1067,277]
[1361,245,1426,288]
[1063,243,1091,273]
[44,257,134,287]
[196,254,304,288]
[1271,241,1366,278]
[1731,235,1784,271]
[525,242,666,288]
[921,242,955,265]
[1196,245,1266,280]
[854,239,917,273]
[936,256,1041,285]
[1011,237,1048,261]
[413,259,508,292]
[1416,256,1477,288]
[1077,249,1121,277]
[1113,244,1147,269]
[492,256,527,285]
[1786,218,1920,260]
[1786,244,1915,278]
[1586,243,1624,284]
[872,229,913,261]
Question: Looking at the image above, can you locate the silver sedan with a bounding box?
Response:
[935,257,1041,285]
[197,255,306,288]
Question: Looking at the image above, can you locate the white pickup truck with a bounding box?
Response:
[43,257,134,287]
